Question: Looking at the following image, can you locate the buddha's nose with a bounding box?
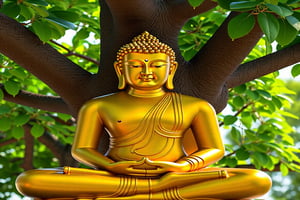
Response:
[141,65,152,75]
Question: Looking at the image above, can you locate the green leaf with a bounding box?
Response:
[287,0,300,3]
[31,123,45,138]
[245,90,260,100]
[19,4,35,20]
[280,163,289,176]
[0,89,3,101]
[257,89,272,99]
[257,12,280,42]
[57,113,72,122]
[223,115,238,125]
[217,0,236,9]
[291,64,300,77]
[9,68,27,80]
[230,1,259,10]
[228,13,255,40]
[232,96,245,107]
[231,127,242,144]
[240,112,253,128]
[31,5,49,17]
[51,10,80,22]
[72,28,90,46]
[276,20,298,46]
[264,143,284,153]
[11,126,24,139]
[252,152,269,165]
[286,15,300,31]
[182,48,198,61]
[46,16,76,30]
[0,3,21,18]
[4,80,20,96]
[46,20,66,39]
[188,0,205,8]
[75,29,90,40]
[234,84,247,94]
[0,118,12,131]
[266,4,293,17]
[236,148,250,160]
[225,157,238,167]
[15,114,31,126]
[258,132,274,141]
[25,0,49,6]
[32,20,52,42]
[0,105,11,114]
[272,96,283,109]
[266,0,279,3]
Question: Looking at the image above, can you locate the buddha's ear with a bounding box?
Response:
[114,61,126,90]
[166,61,178,90]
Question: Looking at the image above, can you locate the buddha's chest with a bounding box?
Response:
[101,101,191,138]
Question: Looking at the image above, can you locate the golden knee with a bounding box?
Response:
[16,170,37,196]
[243,169,272,195]
[16,169,59,197]
[253,170,272,193]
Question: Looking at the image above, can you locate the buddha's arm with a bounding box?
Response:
[71,100,114,169]
[71,99,148,175]
[182,101,225,170]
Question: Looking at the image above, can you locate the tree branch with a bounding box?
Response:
[21,125,34,170]
[189,12,262,93]
[37,132,66,164]
[50,40,100,66]
[0,84,72,115]
[219,101,254,126]
[0,14,92,113]
[168,0,218,20]
[36,123,78,166]
[227,42,300,88]
[0,138,18,148]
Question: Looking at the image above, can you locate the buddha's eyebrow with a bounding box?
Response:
[125,59,144,63]
[124,60,143,65]
[151,59,168,62]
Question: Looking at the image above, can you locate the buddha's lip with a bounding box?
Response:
[139,75,155,81]
[139,78,153,82]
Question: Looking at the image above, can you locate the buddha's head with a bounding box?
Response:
[114,32,178,90]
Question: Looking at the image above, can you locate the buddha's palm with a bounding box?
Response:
[106,157,189,176]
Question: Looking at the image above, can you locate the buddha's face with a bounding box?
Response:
[122,53,172,90]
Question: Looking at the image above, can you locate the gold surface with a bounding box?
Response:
[16,32,271,200]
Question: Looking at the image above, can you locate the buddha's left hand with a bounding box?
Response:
[144,158,190,173]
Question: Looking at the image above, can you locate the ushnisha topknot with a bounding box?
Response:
[116,31,176,68]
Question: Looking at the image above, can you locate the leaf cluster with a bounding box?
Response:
[187,0,300,47]
[224,0,300,46]
[0,0,100,42]
[218,70,300,174]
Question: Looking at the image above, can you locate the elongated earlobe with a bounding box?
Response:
[166,74,174,90]
[114,62,126,90]
[118,75,126,90]
[166,62,178,90]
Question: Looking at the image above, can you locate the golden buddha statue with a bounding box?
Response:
[16,32,271,200]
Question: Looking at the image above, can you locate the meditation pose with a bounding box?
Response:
[16,32,271,200]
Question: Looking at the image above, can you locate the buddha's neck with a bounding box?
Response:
[128,87,166,98]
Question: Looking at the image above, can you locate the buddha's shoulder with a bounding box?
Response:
[173,93,215,112]
[81,93,121,108]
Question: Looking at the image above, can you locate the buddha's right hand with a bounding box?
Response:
[106,158,164,176]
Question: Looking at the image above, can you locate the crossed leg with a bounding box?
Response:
[16,167,271,200]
